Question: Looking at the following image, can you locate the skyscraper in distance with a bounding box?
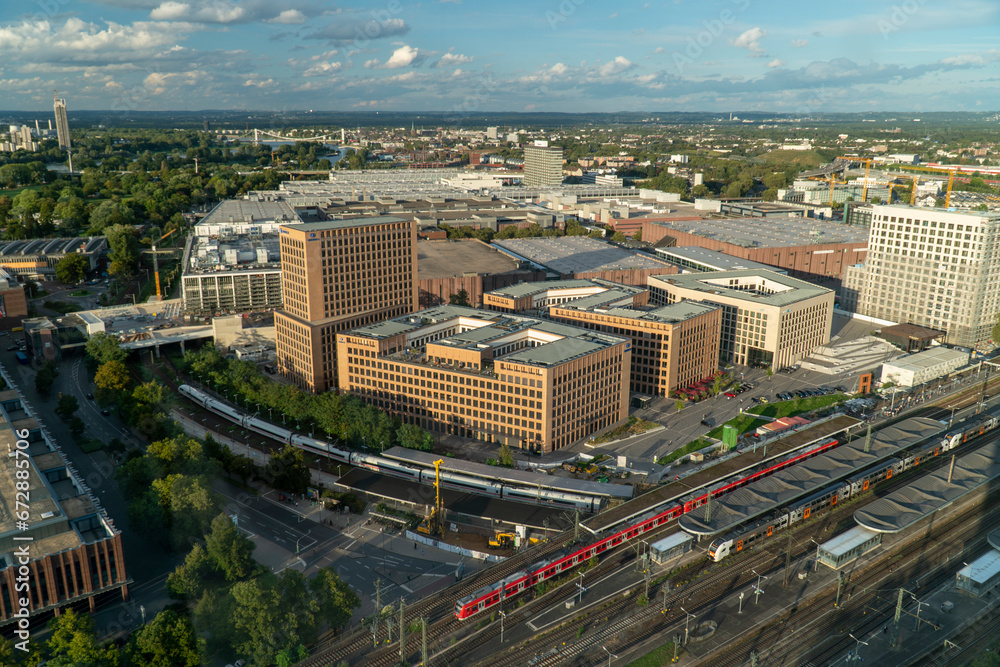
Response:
[53,93,71,150]
[523,140,563,187]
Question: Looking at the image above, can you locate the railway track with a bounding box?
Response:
[697,490,1000,667]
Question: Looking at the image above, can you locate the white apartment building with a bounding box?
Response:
[858,205,1000,349]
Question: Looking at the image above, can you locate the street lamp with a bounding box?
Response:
[499,610,507,643]
[751,569,768,604]
[848,633,869,662]
[295,530,311,554]
[602,646,618,667]
[679,607,696,646]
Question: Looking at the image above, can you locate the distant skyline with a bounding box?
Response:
[1,0,999,113]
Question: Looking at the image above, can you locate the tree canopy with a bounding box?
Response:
[55,252,90,283]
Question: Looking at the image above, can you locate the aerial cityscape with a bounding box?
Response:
[2,1,1000,666]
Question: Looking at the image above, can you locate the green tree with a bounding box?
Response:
[632,228,642,241]
[133,380,165,407]
[992,312,1000,346]
[264,445,311,495]
[167,543,214,600]
[85,331,127,367]
[88,200,135,234]
[397,423,433,451]
[228,577,287,666]
[610,231,627,243]
[129,608,203,667]
[498,442,514,468]
[55,394,79,421]
[55,252,90,283]
[94,359,133,405]
[309,568,361,631]
[205,513,257,582]
[105,223,140,277]
[35,361,59,398]
[448,288,471,306]
[46,609,120,667]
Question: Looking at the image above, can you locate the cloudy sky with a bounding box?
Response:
[1,0,998,112]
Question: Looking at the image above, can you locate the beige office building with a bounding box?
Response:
[336,305,630,453]
[648,270,834,369]
[857,205,1000,348]
[275,216,418,392]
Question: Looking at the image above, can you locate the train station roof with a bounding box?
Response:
[381,446,634,499]
[583,414,861,534]
[336,468,572,531]
[678,417,946,536]
[854,438,1000,534]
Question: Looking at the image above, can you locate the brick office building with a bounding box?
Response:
[336,305,630,453]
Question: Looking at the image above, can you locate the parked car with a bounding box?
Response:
[758,396,770,404]
[100,409,110,416]
[5,344,17,352]
[701,418,714,427]
[86,392,93,400]
[724,391,737,399]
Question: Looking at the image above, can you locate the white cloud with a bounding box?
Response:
[307,16,410,45]
[265,9,306,24]
[303,61,343,77]
[243,75,277,88]
[550,62,568,76]
[151,1,246,23]
[791,39,808,48]
[768,59,785,68]
[653,46,664,54]
[732,27,766,54]
[386,44,420,68]
[598,56,633,77]
[435,52,472,68]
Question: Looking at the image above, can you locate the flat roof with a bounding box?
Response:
[643,215,869,248]
[593,301,721,324]
[655,246,788,274]
[493,236,674,274]
[819,525,880,558]
[854,436,1000,534]
[284,215,408,231]
[882,347,969,374]
[678,417,946,536]
[490,279,608,299]
[348,305,627,368]
[649,270,834,308]
[880,323,946,341]
[417,239,523,279]
[381,446,633,498]
[958,551,1000,585]
[200,198,299,226]
[650,532,693,552]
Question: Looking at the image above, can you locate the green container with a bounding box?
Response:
[722,424,738,450]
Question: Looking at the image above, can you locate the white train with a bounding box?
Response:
[179,384,602,511]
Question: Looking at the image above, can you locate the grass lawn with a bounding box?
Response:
[748,393,846,419]
[664,394,849,467]
[0,185,43,197]
[625,640,681,666]
[589,415,660,445]
[68,290,91,296]
[657,438,712,466]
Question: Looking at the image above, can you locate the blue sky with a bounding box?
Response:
[1,0,998,112]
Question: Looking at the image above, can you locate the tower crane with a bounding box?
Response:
[151,228,177,301]
[836,156,873,202]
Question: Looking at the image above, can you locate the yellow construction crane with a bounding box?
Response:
[826,174,848,206]
[152,228,177,301]
[893,164,957,207]
[836,156,873,202]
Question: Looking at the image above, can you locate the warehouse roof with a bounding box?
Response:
[644,215,868,248]
[678,417,946,536]
[880,347,970,374]
[493,236,674,274]
[417,239,523,279]
[854,438,1000,533]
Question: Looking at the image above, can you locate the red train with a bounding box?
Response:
[454,437,841,619]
